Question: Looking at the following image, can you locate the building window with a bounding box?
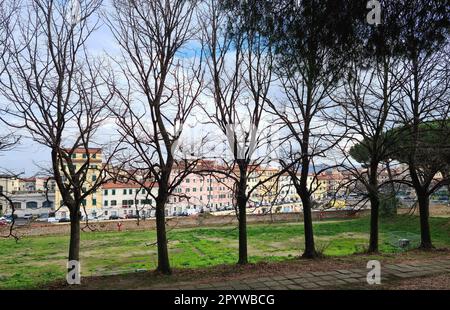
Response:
[104,190,108,195]
[92,199,97,206]
[104,200,108,207]
[92,175,97,181]
[92,154,97,159]
[123,189,127,195]
[112,189,116,195]
[82,153,87,159]
[72,154,76,159]
[129,189,132,195]
[111,200,117,206]
[42,201,53,208]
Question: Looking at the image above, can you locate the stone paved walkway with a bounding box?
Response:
[157,259,450,290]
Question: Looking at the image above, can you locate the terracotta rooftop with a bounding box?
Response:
[103,181,157,189]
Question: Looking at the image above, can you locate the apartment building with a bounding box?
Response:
[0,174,21,214]
[170,172,234,214]
[3,192,55,217]
[19,177,56,192]
[54,148,103,219]
[102,181,158,218]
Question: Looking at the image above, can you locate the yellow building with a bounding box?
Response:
[312,176,328,200]
[257,166,281,205]
[54,148,103,219]
[312,169,347,201]
[0,174,21,214]
[278,173,301,202]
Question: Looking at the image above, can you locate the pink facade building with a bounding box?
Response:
[168,162,235,215]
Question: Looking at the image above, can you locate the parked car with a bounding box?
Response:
[1,215,14,223]
[109,215,121,220]
[47,217,58,223]
[81,215,99,221]
[22,214,33,220]
[36,214,50,222]
[58,218,70,223]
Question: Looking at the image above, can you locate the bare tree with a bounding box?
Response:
[330,57,403,253]
[0,0,18,76]
[0,0,118,270]
[0,135,20,154]
[262,1,359,258]
[389,0,449,249]
[106,0,204,274]
[328,3,408,252]
[198,0,285,264]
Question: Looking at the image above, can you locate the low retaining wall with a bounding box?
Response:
[2,209,370,237]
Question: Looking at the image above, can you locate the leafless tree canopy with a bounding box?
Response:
[106,0,205,274]
[198,0,289,264]
[0,0,118,261]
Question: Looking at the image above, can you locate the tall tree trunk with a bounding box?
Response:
[298,140,317,258]
[367,161,380,253]
[447,181,450,208]
[68,208,81,262]
[237,164,248,265]
[237,193,248,264]
[155,198,171,274]
[368,194,379,253]
[417,193,433,249]
[301,193,317,258]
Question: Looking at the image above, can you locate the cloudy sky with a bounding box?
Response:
[0,1,344,176]
[0,10,117,175]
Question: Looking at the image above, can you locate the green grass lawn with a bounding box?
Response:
[0,215,449,289]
